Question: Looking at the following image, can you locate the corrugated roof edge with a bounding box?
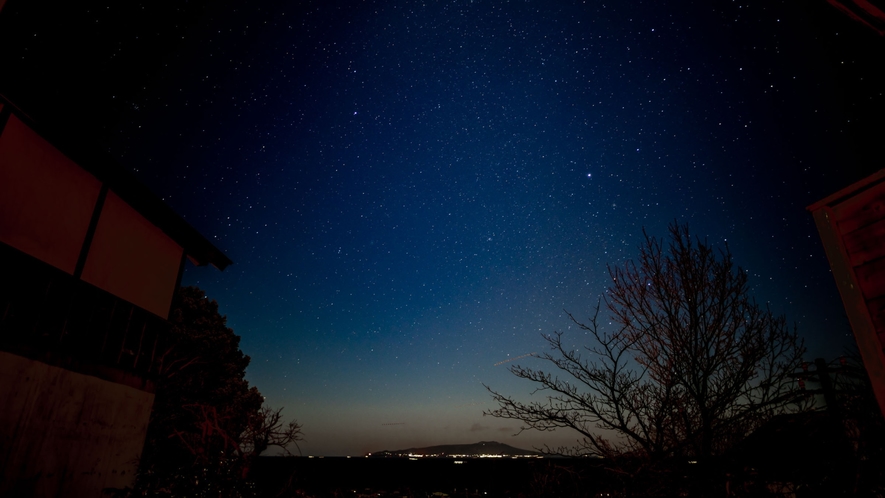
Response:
[0,93,233,270]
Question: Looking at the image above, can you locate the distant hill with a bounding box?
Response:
[370,441,541,457]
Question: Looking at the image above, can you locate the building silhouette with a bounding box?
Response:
[0,95,230,495]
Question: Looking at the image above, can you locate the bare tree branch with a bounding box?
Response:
[240,406,304,458]
[485,222,806,468]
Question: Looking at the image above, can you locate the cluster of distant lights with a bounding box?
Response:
[359,453,542,460]
[306,454,543,460]
[306,454,691,462]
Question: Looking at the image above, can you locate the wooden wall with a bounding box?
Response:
[0,351,154,496]
[809,169,885,417]
[0,110,184,318]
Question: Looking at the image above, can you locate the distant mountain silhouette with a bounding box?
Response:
[370,441,541,457]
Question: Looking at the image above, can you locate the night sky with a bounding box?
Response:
[3,0,883,456]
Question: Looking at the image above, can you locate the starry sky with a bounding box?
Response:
[2,0,884,456]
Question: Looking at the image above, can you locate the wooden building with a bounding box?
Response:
[0,95,230,496]
[808,169,885,418]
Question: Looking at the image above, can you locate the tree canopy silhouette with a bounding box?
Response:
[485,223,805,466]
[133,286,301,496]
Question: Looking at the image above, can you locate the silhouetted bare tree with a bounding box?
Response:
[486,223,805,471]
[242,406,304,458]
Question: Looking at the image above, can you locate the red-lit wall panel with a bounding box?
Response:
[0,115,101,274]
[80,191,183,318]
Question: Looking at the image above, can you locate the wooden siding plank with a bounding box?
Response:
[833,186,885,234]
[855,257,885,302]
[842,217,885,267]
[869,296,885,339]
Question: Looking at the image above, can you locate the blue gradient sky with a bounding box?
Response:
[94,0,881,455]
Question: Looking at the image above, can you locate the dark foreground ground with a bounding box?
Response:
[248,450,885,498]
[250,457,611,498]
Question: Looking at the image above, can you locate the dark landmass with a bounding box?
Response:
[370,440,541,457]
